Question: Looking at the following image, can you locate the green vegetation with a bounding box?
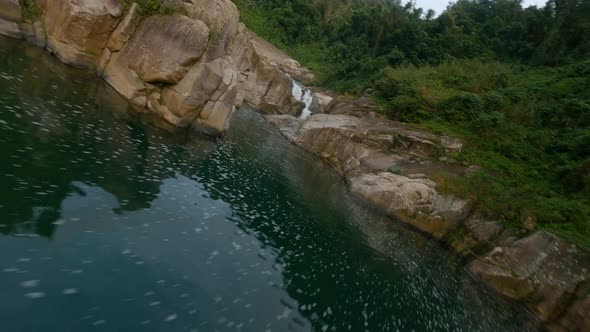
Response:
[21,0,41,21]
[234,0,590,249]
[119,0,187,16]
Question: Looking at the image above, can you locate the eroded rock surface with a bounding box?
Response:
[123,15,209,84]
[45,0,123,68]
[0,0,21,22]
[469,231,590,330]
[230,25,315,115]
[350,172,469,239]
[268,112,470,239]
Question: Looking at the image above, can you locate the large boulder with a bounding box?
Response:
[44,0,123,68]
[350,172,470,239]
[158,56,240,134]
[185,0,239,60]
[102,14,210,107]
[469,231,590,324]
[122,15,209,84]
[0,0,21,22]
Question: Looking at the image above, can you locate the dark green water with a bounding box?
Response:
[0,36,539,332]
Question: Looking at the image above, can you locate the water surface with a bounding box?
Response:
[0,36,538,331]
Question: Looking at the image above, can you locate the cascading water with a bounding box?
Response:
[291,79,313,119]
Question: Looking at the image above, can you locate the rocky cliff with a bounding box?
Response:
[1,0,588,330]
[0,0,314,135]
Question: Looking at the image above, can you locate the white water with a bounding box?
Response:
[291,80,313,120]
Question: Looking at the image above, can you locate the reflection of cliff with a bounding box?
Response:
[0,38,214,238]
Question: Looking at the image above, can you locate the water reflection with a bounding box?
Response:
[0,36,539,331]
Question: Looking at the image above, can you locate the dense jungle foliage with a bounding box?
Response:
[234,0,590,249]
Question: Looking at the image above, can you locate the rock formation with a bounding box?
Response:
[0,0,314,135]
[470,231,590,331]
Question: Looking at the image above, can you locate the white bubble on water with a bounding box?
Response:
[20,280,39,288]
[63,288,79,295]
[276,308,291,320]
[25,292,45,299]
[164,314,177,322]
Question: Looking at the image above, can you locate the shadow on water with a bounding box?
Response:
[0,36,541,331]
[0,36,217,238]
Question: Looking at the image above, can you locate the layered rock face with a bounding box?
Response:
[1,0,42,42]
[0,0,314,135]
[470,232,590,331]
[44,0,123,68]
[267,113,469,239]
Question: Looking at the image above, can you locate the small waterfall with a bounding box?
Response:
[291,80,313,120]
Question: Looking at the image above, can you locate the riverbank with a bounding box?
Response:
[266,110,589,331]
[1,1,588,330]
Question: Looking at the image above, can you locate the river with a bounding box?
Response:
[0,36,539,331]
